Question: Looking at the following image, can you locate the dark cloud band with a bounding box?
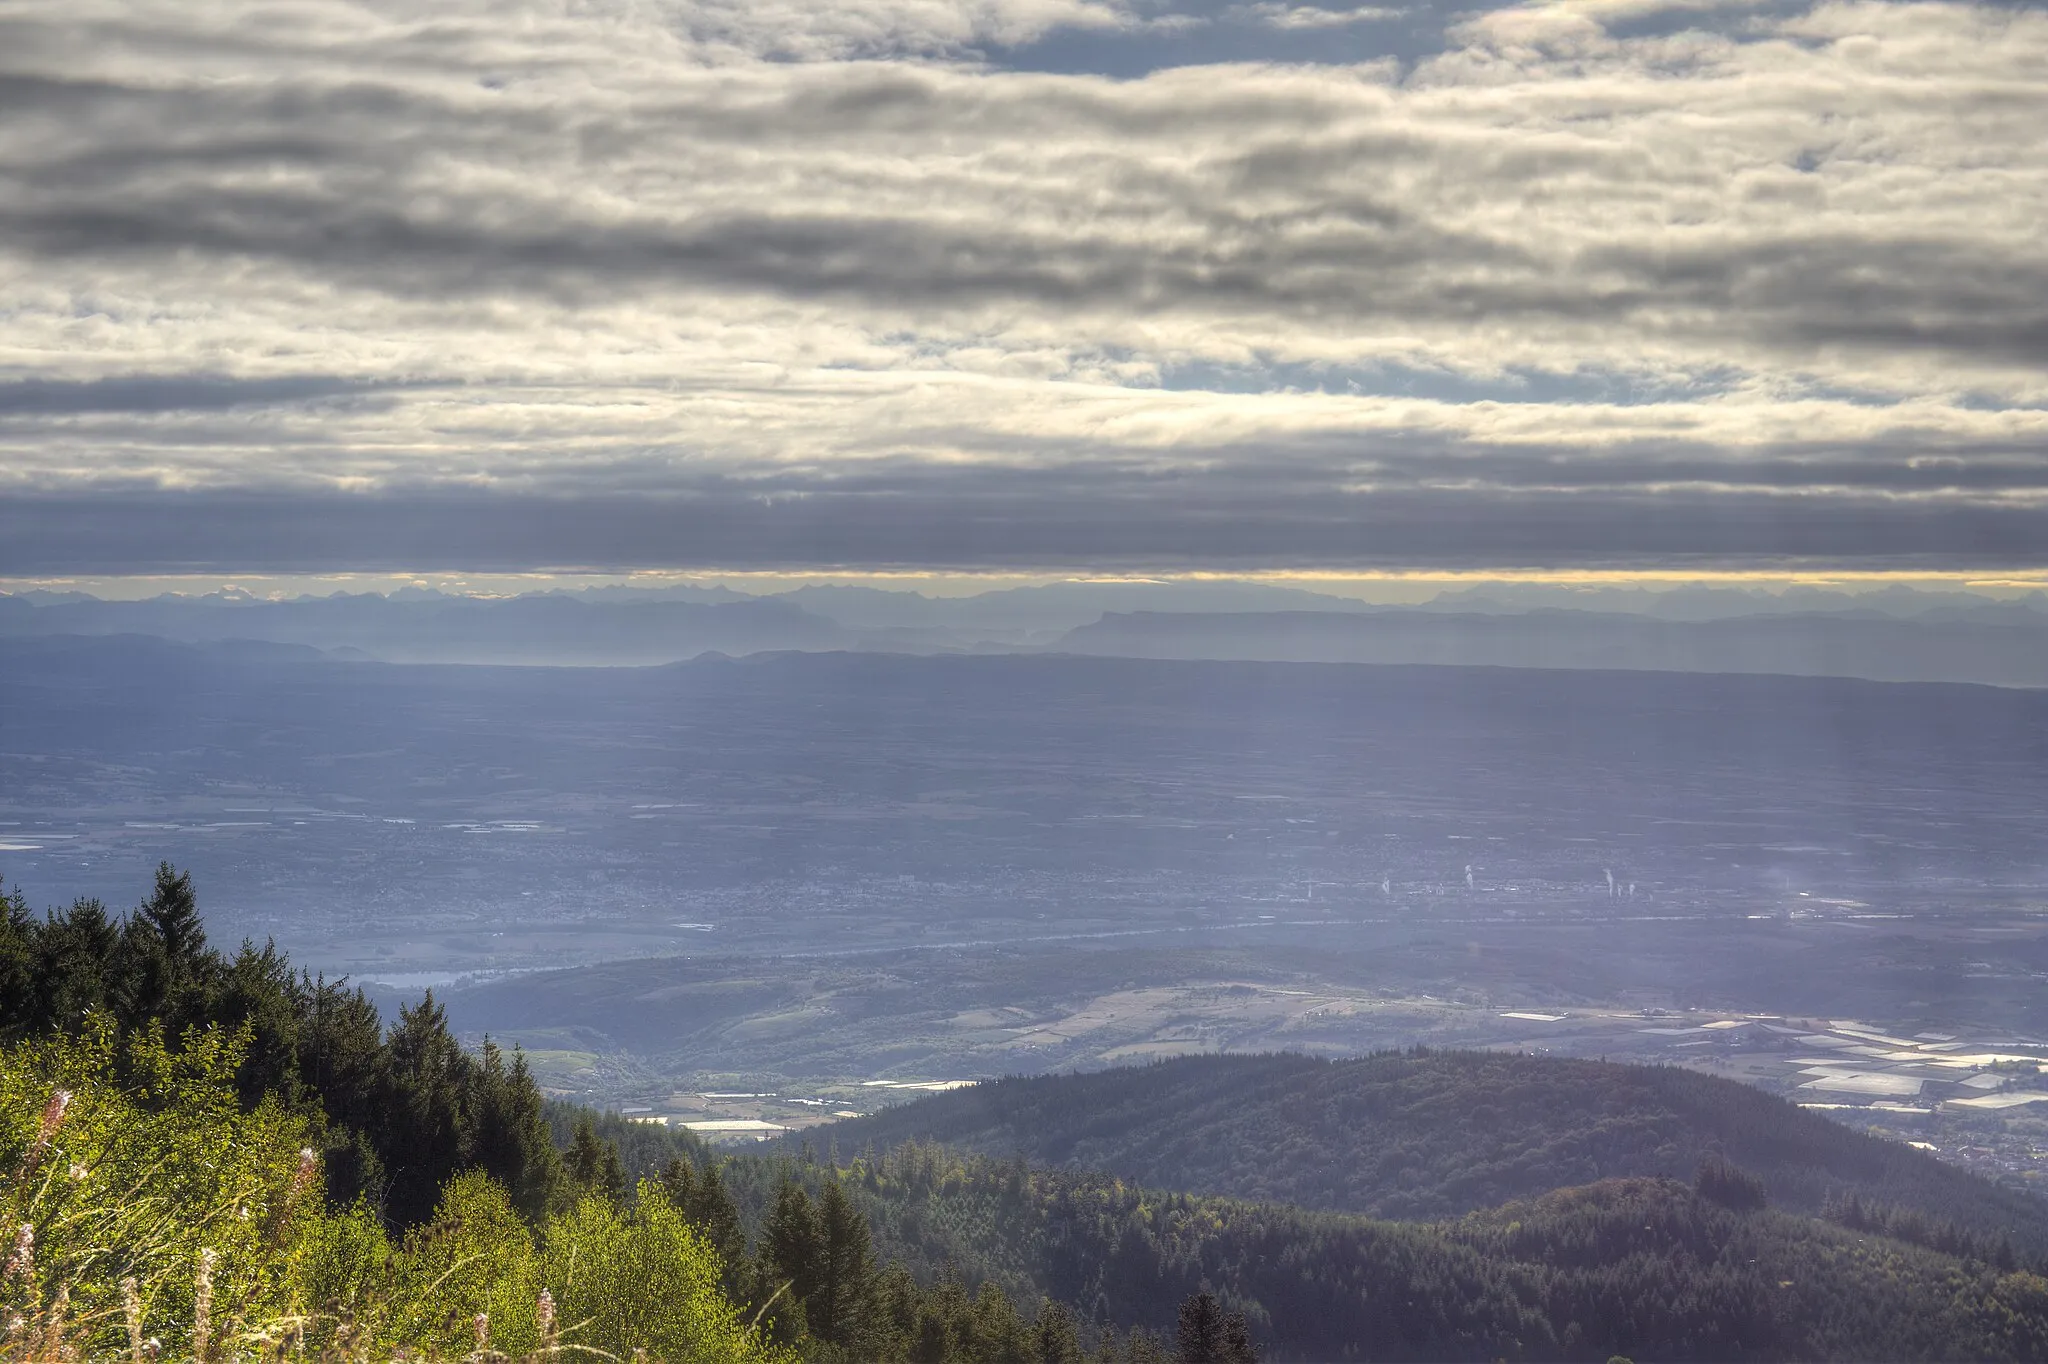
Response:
[4,483,2043,575]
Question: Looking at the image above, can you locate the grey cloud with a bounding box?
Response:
[4,453,2046,576]
[0,375,392,415]
[3,44,2042,378]
[3,0,2046,577]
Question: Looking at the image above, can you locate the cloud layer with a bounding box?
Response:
[2,0,2044,572]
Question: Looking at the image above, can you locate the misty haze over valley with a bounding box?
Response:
[7,592,2048,1203]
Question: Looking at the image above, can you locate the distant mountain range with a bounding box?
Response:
[1055,608,2048,687]
[0,591,850,665]
[4,581,2044,682]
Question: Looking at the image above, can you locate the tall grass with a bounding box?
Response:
[0,1018,789,1364]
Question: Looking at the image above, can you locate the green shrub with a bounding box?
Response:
[0,1018,785,1363]
[1,1016,324,1359]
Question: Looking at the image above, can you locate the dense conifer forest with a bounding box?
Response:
[8,871,2048,1361]
[812,1049,2048,1252]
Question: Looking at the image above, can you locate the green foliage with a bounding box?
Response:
[0,1021,788,1363]
[545,1100,710,1188]
[565,1115,627,1203]
[1,868,564,1228]
[543,1182,772,1364]
[0,1016,323,1359]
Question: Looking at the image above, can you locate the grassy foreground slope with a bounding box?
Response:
[811,1051,2048,1249]
[0,1020,782,1364]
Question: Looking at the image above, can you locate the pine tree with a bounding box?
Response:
[139,861,206,965]
[661,1155,698,1208]
[973,1282,1032,1364]
[689,1159,749,1288]
[566,1114,625,1201]
[104,864,215,1039]
[760,1178,824,1344]
[814,1178,878,1350]
[0,890,35,1041]
[1035,1299,1083,1364]
[599,1138,626,1200]
[1221,1312,1258,1364]
[471,1039,563,1219]
[381,991,474,1226]
[34,898,120,1034]
[1176,1293,1226,1364]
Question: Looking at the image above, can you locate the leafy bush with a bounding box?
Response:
[0,1016,323,1359]
[0,1018,786,1363]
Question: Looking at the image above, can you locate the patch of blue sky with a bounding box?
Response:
[969,0,1834,76]
[977,0,1466,76]
[1153,357,1752,405]
[1598,0,1818,43]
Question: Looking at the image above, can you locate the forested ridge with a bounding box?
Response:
[809,1049,2048,1251]
[734,1142,2048,1361]
[9,871,2048,1361]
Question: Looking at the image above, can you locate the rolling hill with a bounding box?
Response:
[807,1050,2048,1252]
[742,1145,2048,1362]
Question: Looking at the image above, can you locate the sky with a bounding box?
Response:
[2,0,2045,582]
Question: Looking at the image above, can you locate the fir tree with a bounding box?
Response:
[381,991,472,1225]
[1220,1312,1257,1364]
[814,1177,878,1350]
[661,1154,698,1207]
[1034,1299,1083,1364]
[689,1159,749,1291]
[760,1177,824,1343]
[138,861,206,966]
[1175,1293,1226,1364]
[566,1114,626,1202]
[471,1039,564,1219]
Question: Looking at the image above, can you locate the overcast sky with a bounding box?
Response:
[2,0,2044,579]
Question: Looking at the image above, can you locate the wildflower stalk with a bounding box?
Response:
[124,1276,146,1364]
[537,1288,558,1359]
[2,1224,31,1284]
[40,1280,70,1363]
[192,1248,217,1364]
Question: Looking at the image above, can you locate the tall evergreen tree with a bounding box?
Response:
[760,1178,825,1344]
[971,1283,1031,1364]
[471,1039,564,1219]
[1220,1313,1257,1364]
[0,889,35,1040]
[212,939,307,1107]
[661,1154,698,1208]
[690,1160,750,1298]
[1034,1300,1083,1364]
[566,1114,625,1202]
[1175,1293,1226,1364]
[814,1178,878,1350]
[380,991,472,1226]
[139,860,207,965]
[33,898,120,1033]
[114,864,212,1033]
